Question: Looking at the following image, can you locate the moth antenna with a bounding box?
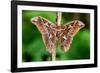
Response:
[56,12,62,26]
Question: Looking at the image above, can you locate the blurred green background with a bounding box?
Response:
[22,10,90,62]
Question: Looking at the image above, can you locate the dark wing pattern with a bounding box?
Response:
[66,20,85,37]
[31,16,56,53]
[61,20,85,52]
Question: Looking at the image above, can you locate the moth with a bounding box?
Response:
[31,15,85,54]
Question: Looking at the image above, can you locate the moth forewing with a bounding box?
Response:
[71,20,85,37]
[31,16,55,33]
[64,20,85,37]
[61,20,85,52]
[31,16,56,53]
[31,16,46,33]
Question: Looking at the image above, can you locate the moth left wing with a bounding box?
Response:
[31,16,56,53]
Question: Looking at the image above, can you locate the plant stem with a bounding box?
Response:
[51,48,56,61]
[57,12,62,26]
[51,12,62,61]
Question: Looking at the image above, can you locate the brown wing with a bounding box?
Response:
[31,16,56,53]
[61,34,73,52]
[61,20,85,52]
[65,20,85,37]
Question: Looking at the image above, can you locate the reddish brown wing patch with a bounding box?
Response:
[61,20,85,52]
[31,16,56,53]
[65,20,85,37]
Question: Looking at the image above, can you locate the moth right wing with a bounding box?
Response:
[31,16,56,53]
[61,20,85,52]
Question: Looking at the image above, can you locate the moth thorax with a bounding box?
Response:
[56,31,61,39]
